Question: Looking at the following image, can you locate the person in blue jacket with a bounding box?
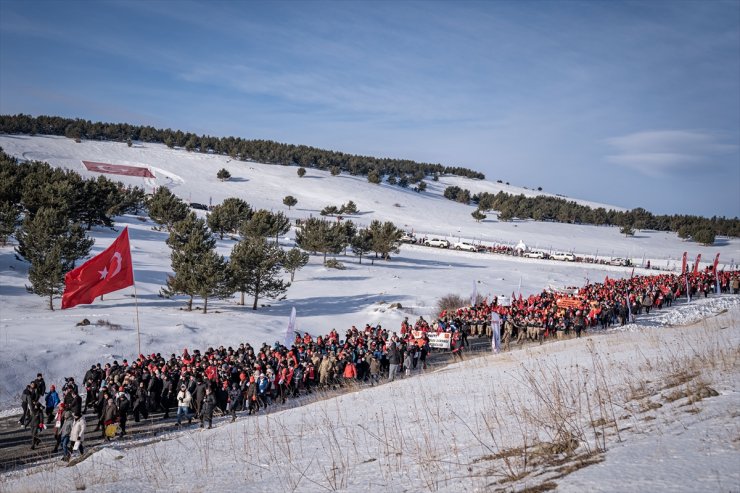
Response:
[45,385,60,424]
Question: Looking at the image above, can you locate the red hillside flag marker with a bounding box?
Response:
[62,228,134,309]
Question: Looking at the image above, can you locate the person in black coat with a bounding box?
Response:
[200,387,216,429]
[193,379,207,418]
[160,375,175,419]
[34,374,46,399]
[69,388,83,417]
[133,382,149,422]
[20,383,36,428]
[29,402,43,449]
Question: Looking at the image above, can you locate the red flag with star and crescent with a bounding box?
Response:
[62,227,134,309]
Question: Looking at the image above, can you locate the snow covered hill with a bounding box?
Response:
[0,134,738,412]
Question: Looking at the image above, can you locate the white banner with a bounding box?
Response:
[284,307,297,347]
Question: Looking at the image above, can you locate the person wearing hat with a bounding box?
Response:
[45,384,60,424]
[175,384,193,427]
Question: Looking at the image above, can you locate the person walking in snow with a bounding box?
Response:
[45,385,60,424]
[176,384,193,427]
[200,387,216,429]
[29,402,43,450]
[69,412,86,457]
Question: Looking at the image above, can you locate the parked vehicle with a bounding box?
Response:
[522,250,545,259]
[609,257,630,266]
[399,233,416,243]
[453,241,477,252]
[424,238,450,248]
[551,252,576,261]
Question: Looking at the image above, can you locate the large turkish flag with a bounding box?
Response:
[62,227,134,309]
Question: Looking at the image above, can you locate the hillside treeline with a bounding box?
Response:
[0,114,485,181]
[444,186,740,241]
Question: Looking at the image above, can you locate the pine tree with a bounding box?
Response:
[297,167,306,178]
[163,213,228,311]
[340,200,358,214]
[620,224,635,237]
[240,209,274,239]
[471,209,486,222]
[229,237,289,309]
[320,205,339,216]
[351,228,373,264]
[0,201,19,245]
[283,247,309,281]
[270,211,291,243]
[216,168,231,181]
[367,170,381,184]
[369,220,402,260]
[207,198,251,239]
[283,195,298,210]
[118,186,146,215]
[692,228,715,245]
[416,181,427,192]
[330,166,341,176]
[147,187,189,231]
[295,217,343,263]
[15,208,94,309]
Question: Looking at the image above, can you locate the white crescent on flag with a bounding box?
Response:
[110,252,123,277]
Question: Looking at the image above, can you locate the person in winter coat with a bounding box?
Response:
[133,381,149,422]
[45,385,60,424]
[29,402,43,450]
[101,397,119,440]
[342,360,357,381]
[160,374,175,419]
[574,311,586,338]
[200,387,216,429]
[115,388,131,436]
[35,374,46,398]
[70,412,86,456]
[193,379,207,418]
[176,385,193,426]
[69,388,83,418]
[60,410,74,460]
[387,343,401,381]
[20,383,36,428]
[52,403,66,453]
[403,351,412,377]
[227,384,242,422]
[245,376,259,415]
[257,373,271,408]
[369,356,381,385]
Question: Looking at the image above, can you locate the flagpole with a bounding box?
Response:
[133,281,142,356]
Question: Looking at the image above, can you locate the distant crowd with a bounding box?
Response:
[17,267,739,459]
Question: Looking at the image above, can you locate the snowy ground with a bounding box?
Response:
[2,298,738,492]
[0,135,739,490]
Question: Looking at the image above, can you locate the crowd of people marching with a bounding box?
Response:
[16,268,740,459]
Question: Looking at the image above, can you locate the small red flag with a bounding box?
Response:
[62,228,134,309]
[693,253,702,275]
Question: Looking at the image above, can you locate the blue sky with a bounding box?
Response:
[1,0,738,218]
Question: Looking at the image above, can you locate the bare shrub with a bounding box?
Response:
[437,293,466,314]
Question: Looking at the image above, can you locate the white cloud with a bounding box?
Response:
[604,130,737,176]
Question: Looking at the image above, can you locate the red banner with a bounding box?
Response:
[713,253,720,272]
[693,254,701,275]
[681,252,687,275]
[83,161,155,178]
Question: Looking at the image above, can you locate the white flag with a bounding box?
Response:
[284,307,297,347]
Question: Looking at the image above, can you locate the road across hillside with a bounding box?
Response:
[0,336,502,473]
